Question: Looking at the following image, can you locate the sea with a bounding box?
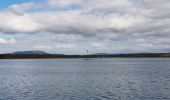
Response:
[0,58,170,100]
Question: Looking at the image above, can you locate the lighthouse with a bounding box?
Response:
[87,49,89,55]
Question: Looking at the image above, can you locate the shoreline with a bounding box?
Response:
[1,53,170,59]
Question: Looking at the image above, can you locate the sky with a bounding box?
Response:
[0,0,170,54]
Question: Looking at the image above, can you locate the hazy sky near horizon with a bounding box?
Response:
[0,0,170,54]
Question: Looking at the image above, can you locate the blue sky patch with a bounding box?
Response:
[0,0,41,9]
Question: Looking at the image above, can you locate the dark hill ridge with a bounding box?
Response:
[0,50,170,59]
[12,50,48,54]
[1,51,170,59]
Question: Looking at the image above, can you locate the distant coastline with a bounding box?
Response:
[1,53,170,59]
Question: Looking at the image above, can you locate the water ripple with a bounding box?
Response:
[0,58,170,100]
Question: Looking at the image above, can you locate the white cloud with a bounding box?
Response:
[0,12,41,33]
[0,38,16,45]
[47,0,74,7]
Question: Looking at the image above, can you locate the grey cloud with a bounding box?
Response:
[0,0,170,53]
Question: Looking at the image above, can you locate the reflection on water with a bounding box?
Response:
[0,58,170,100]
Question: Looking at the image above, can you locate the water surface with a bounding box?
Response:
[0,58,170,100]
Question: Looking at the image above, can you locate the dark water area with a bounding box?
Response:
[0,58,170,100]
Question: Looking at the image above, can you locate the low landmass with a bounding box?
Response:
[0,50,170,59]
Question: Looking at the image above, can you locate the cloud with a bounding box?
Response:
[0,10,144,35]
[52,34,86,42]
[0,38,16,45]
[33,45,52,50]
[33,44,75,50]
[0,11,41,33]
[0,0,170,53]
[47,0,75,8]
[8,2,37,14]
[0,0,146,35]
[90,43,104,49]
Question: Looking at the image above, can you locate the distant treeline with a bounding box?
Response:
[0,53,170,59]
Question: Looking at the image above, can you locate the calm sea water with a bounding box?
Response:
[0,58,170,100]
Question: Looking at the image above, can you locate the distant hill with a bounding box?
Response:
[12,50,48,54]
